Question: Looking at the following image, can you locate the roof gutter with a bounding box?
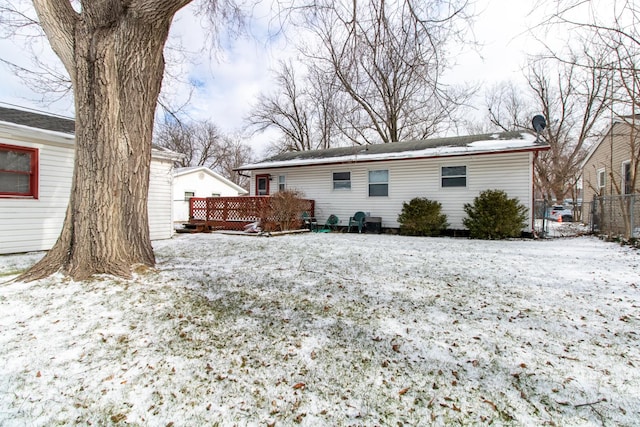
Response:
[237,145,551,172]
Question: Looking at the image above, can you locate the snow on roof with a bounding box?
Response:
[239,131,547,170]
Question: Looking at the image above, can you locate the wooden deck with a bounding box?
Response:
[182,196,315,232]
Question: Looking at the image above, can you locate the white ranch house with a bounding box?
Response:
[0,105,181,255]
[172,166,248,223]
[238,131,550,233]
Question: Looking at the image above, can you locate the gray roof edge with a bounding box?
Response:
[0,105,75,134]
[259,131,534,162]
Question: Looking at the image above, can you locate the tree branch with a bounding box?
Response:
[32,0,78,77]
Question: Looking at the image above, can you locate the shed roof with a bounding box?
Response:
[239,131,548,170]
[174,166,248,194]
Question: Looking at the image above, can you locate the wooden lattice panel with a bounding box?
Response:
[188,196,315,231]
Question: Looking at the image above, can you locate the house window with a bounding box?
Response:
[597,168,606,190]
[441,165,466,188]
[184,191,195,201]
[278,175,286,191]
[369,169,389,197]
[622,161,632,194]
[0,143,38,198]
[333,171,351,190]
[211,193,221,197]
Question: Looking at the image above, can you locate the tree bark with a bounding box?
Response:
[20,0,191,281]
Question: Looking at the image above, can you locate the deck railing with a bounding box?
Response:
[188,196,315,231]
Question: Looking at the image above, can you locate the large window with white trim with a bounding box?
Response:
[368,169,388,197]
[441,165,466,188]
[0,143,38,198]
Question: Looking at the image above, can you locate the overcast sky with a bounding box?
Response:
[0,0,551,157]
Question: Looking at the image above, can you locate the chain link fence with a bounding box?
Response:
[533,199,585,238]
[586,194,640,239]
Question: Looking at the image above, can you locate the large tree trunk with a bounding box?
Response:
[21,1,191,281]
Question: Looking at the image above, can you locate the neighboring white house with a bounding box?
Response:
[237,131,550,233]
[172,166,248,223]
[0,105,181,255]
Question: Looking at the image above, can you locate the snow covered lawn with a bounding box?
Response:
[0,233,638,426]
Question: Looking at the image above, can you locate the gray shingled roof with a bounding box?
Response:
[259,131,536,163]
[0,105,75,135]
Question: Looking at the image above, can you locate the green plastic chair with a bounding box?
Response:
[347,211,367,233]
[301,212,318,231]
[318,214,339,232]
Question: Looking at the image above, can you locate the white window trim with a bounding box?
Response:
[596,168,606,190]
[332,170,352,191]
[278,174,286,192]
[368,169,389,197]
[440,164,467,189]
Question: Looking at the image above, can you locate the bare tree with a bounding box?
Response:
[155,119,221,167]
[215,134,253,189]
[486,81,532,132]
[246,61,312,152]
[249,0,475,149]
[246,60,343,153]
[300,0,475,145]
[539,0,640,235]
[484,56,610,203]
[1,0,249,281]
[155,118,252,188]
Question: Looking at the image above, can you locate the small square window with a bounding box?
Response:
[441,165,466,188]
[597,169,605,189]
[184,191,195,201]
[333,171,351,190]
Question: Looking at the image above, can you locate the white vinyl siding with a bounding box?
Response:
[0,130,73,254]
[0,123,178,254]
[248,151,533,230]
[148,158,174,241]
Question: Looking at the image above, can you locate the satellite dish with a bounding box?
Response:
[532,115,546,142]
[532,115,546,132]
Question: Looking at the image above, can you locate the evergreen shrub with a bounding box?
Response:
[463,189,527,239]
[397,197,448,236]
